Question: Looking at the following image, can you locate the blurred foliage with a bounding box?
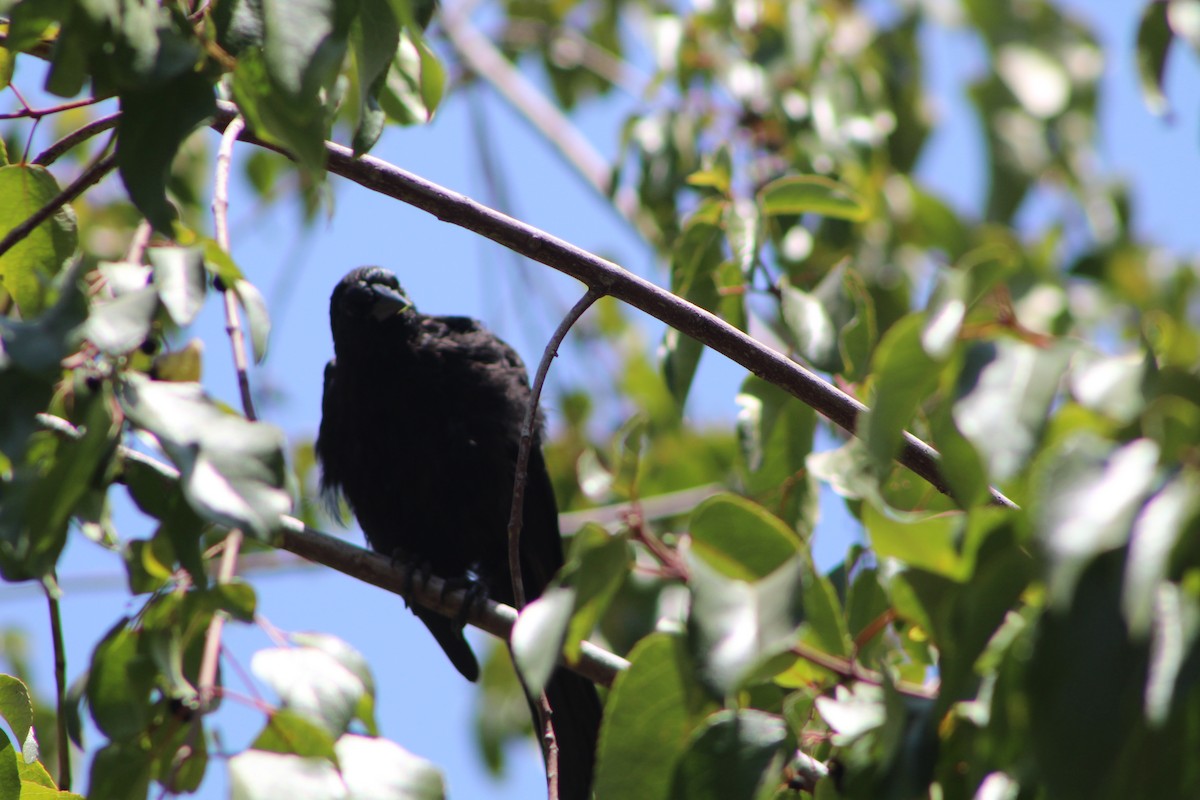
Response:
[1,0,1199,798]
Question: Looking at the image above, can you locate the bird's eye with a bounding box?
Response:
[341,281,375,314]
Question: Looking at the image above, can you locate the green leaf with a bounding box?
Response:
[662,201,724,407]
[261,0,353,100]
[252,646,367,737]
[0,391,117,581]
[252,710,339,759]
[290,633,376,691]
[232,48,330,176]
[118,375,291,537]
[117,71,216,233]
[863,504,965,580]
[335,733,446,800]
[209,580,258,622]
[86,286,158,355]
[86,620,155,741]
[0,47,14,93]
[669,709,787,800]
[212,0,266,56]
[376,31,443,126]
[954,340,1071,483]
[511,586,575,696]
[1069,351,1148,425]
[780,280,836,370]
[227,750,343,800]
[921,268,970,359]
[801,565,851,660]
[687,546,805,694]
[230,0,354,175]
[149,246,207,326]
[88,742,152,800]
[350,0,400,154]
[859,315,944,475]
[1033,436,1160,608]
[5,0,71,53]
[1124,472,1200,639]
[0,674,33,749]
[1144,582,1200,726]
[559,524,631,661]
[593,634,715,800]
[1136,0,1174,116]
[234,278,271,363]
[0,728,17,800]
[758,175,870,222]
[735,375,818,529]
[0,165,78,316]
[1027,551,1147,800]
[689,493,801,581]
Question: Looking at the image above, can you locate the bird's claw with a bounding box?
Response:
[394,552,433,609]
[440,568,489,629]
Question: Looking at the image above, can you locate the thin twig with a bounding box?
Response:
[34,111,121,166]
[197,114,252,710]
[0,95,102,120]
[558,483,722,534]
[540,692,559,800]
[503,288,599,800]
[35,413,631,688]
[197,529,243,710]
[43,575,72,791]
[212,116,259,422]
[208,104,1018,510]
[124,220,153,265]
[790,641,936,700]
[507,287,602,609]
[0,151,117,259]
[213,116,243,255]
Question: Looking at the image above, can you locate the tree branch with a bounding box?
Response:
[209,103,1017,509]
[33,111,121,166]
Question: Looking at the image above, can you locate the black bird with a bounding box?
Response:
[316,267,600,799]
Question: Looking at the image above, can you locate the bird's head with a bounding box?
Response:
[330,267,415,341]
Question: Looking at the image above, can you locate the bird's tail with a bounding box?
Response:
[542,666,602,800]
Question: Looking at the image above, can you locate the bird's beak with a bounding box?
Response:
[365,281,412,321]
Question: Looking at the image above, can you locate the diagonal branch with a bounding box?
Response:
[209,103,1017,509]
[507,287,603,610]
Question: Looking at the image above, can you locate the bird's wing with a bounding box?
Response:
[316,358,346,508]
[420,315,529,371]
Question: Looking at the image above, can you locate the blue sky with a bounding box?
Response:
[2,1,1198,798]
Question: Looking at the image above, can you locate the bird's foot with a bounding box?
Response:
[392,552,433,609]
[441,567,490,629]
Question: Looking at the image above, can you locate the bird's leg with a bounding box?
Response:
[392,549,433,609]
[440,564,490,628]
